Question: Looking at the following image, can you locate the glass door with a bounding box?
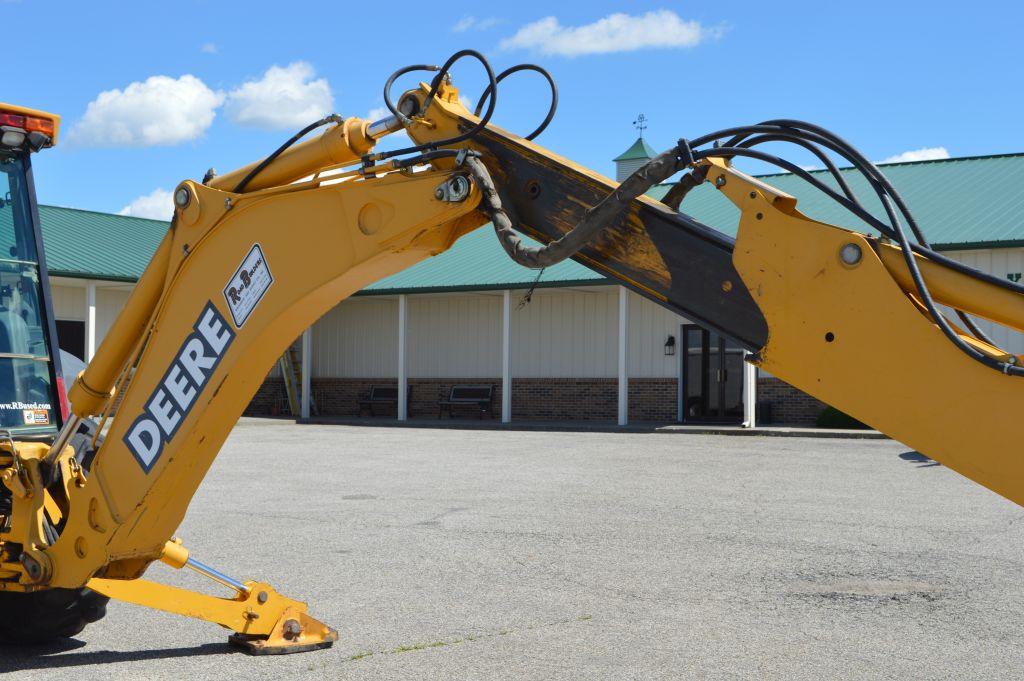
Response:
[680,324,744,424]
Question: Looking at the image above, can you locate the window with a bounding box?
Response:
[0,154,57,431]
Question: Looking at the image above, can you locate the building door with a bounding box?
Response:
[680,324,744,424]
[55,320,85,362]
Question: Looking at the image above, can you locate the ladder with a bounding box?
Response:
[278,342,316,417]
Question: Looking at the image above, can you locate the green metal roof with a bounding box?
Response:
[32,152,1024,293]
[39,205,167,281]
[361,229,603,295]
[612,137,657,162]
[654,152,1024,250]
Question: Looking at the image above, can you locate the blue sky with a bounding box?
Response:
[7,1,1024,219]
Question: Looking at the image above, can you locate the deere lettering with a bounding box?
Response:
[124,302,235,472]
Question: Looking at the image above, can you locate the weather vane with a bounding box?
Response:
[632,113,647,138]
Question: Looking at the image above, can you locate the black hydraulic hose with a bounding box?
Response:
[232,114,343,193]
[464,142,688,269]
[703,123,914,235]
[706,125,915,244]
[369,53,1015,375]
[374,49,498,162]
[473,63,559,141]
[695,144,1021,375]
[698,146,901,238]
[735,133,857,203]
[695,120,1006,344]
[722,120,932,247]
[720,124,990,272]
[761,119,932,245]
[383,63,440,124]
[724,121,1004,342]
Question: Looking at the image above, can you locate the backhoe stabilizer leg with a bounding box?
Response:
[87,565,337,654]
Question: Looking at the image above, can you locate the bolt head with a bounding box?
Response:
[282,619,303,639]
[447,176,471,202]
[173,187,191,208]
[840,243,863,266]
[434,187,445,200]
[715,175,727,188]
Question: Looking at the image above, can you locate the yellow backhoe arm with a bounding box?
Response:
[1,56,1021,654]
[402,86,1024,508]
[0,102,488,651]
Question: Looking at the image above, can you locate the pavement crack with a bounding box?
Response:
[345,614,593,662]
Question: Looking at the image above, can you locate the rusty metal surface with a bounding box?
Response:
[469,130,769,351]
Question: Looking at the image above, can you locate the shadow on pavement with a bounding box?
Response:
[899,451,941,468]
[0,641,235,671]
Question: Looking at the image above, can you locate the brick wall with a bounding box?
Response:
[245,378,289,416]
[756,376,826,426]
[629,379,677,422]
[245,375,828,425]
[246,377,679,421]
[512,378,614,421]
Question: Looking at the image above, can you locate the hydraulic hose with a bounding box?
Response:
[463,142,689,269]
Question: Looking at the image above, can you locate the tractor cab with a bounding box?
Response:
[0,104,66,436]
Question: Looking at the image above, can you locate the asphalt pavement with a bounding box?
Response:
[2,419,1023,680]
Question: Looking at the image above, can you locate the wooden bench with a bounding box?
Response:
[358,384,411,417]
[438,384,495,419]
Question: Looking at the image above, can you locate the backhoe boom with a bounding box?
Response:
[1,54,1021,654]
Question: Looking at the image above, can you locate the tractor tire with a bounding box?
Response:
[0,419,110,645]
[0,587,108,644]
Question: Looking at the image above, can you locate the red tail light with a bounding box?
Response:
[0,113,26,128]
[0,105,59,148]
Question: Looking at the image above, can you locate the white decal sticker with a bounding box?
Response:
[22,409,50,425]
[124,302,235,472]
[0,401,52,411]
[223,243,273,328]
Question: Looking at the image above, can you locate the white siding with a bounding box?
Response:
[95,288,131,343]
[310,287,688,380]
[51,285,85,321]
[50,283,130,347]
[312,288,627,379]
[941,248,1024,354]
[511,287,618,377]
[627,291,686,378]
[312,297,398,378]
[407,294,501,378]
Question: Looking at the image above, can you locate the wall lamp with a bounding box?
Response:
[664,335,676,356]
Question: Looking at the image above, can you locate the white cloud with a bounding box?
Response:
[499,10,722,57]
[200,42,218,54]
[879,146,950,164]
[225,62,334,130]
[453,16,500,32]
[67,75,224,147]
[118,188,174,221]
